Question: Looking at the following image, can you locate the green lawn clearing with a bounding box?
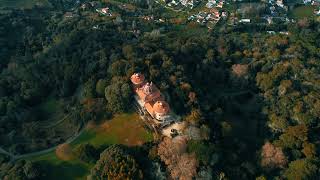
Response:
[25,113,153,180]
[71,113,153,147]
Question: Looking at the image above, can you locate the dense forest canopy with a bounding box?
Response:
[0,0,320,179]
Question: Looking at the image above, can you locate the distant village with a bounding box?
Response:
[159,0,320,29]
[62,0,320,33]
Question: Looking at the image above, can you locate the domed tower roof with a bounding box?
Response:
[153,101,170,114]
[130,73,145,85]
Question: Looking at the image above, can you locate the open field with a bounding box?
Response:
[289,5,316,19]
[72,113,153,146]
[25,113,153,180]
[0,0,50,8]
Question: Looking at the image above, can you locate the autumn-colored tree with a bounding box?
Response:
[268,113,289,133]
[188,92,197,104]
[261,142,287,169]
[278,125,308,149]
[185,109,202,125]
[278,80,292,96]
[90,145,143,180]
[157,137,199,179]
[284,159,318,180]
[302,142,316,158]
[157,137,187,166]
[231,64,249,77]
[170,153,198,180]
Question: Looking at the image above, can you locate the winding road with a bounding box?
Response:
[0,124,85,162]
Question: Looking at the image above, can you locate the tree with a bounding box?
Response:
[278,125,308,149]
[95,79,107,97]
[231,64,249,77]
[104,79,132,113]
[302,142,316,159]
[0,160,43,180]
[283,159,318,180]
[187,140,216,165]
[108,60,128,77]
[170,153,198,180]
[268,113,289,133]
[185,109,202,125]
[157,137,199,180]
[221,121,232,137]
[74,143,99,163]
[83,78,96,99]
[157,137,187,167]
[23,161,42,179]
[90,145,143,180]
[260,142,287,169]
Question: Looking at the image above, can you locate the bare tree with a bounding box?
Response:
[157,136,187,166]
[170,153,198,180]
[158,137,198,179]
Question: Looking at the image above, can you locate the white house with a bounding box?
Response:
[239,19,251,23]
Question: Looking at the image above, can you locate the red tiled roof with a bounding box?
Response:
[131,73,145,85]
[153,101,170,114]
[135,82,162,102]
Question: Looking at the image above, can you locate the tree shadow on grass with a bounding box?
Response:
[40,160,89,180]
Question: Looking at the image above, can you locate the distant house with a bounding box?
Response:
[80,3,86,10]
[210,8,219,15]
[267,31,276,34]
[276,0,284,7]
[96,7,112,16]
[221,11,227,18]
[181,0,195,6]
[239,19,251,23]
[101,7,109,14]
[279,31,289,35]
[141,15,154,21]
[266,16,273,24]
[206,0,217,8]
[303,0,312,4]
[216,1,224,8]
[311,0,320,5]
[64,12,75,18]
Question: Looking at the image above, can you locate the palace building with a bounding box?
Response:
[130,73,172,124]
